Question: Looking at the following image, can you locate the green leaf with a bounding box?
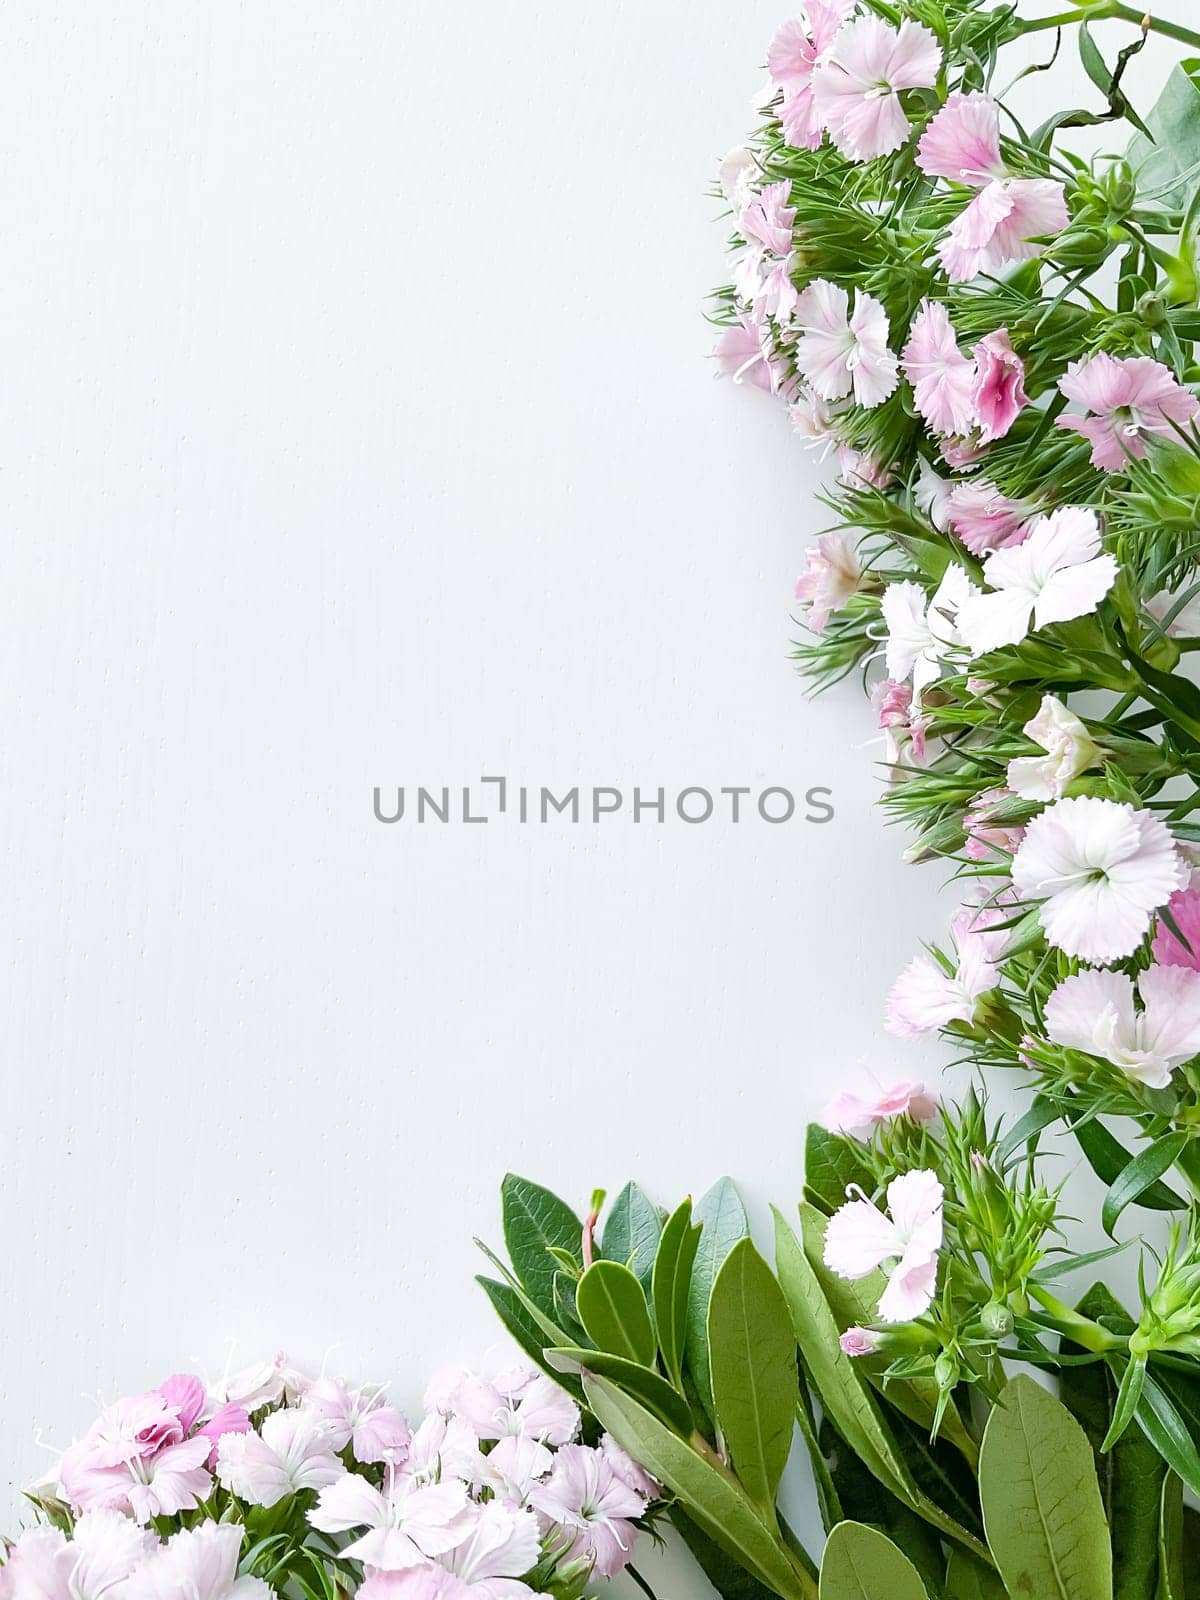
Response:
[773,1209,989,1564]
[1069,1116,1185,1214]
[601,1182,663,1292]
[803,1125,874,1216]
[1157,1471,1185,1600]
[708,1238,798,1514]
[688,1177,751,1421]
[670,1506,784,1600]
[1103,1134,1191,1237]
[1126,60,1200,209]
[818,1521,929,1600]
[583,1374,818,1600]
[544,1346,694,1436]
[501,1174,583,1319]
[819,1414,944,1592]
[1078,21,1111,97]
[944,1550,1007,1599]
[475,1276,584,1402]
[979,1375,1112,1600]
[654,1198,703,1392]
[575,1260,657,1366]
[1133,1371,1200,1501]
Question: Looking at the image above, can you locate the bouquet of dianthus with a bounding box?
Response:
[0,1353,662,1599]
[470,4,1200,1600]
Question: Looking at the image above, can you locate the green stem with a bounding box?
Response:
[1029,1286,1127,1352]
[1016,2,1200,50]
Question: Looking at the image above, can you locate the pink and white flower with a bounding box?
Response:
[1006,694,1100,802]
[436,1501,542,1598]
[718,146,760,211]
[963,788,1025,864]
[944,480,1033,556]
[914,458,953,530]
[918,94,1068,281]
[1012,795,1188,963]
[822,1080,940,1140]
[811,15,941,162]
[956,506,1117,655]
[873,676,930,766]
[121,1525,269,1600]
[715,310,792,397]
[216,1409,342,1508]
[735,182,800,320]
[795,530,863,632]
[451,1374,579,1447]
[768,3,855,151]
[1057,352,1198,471]
[886,908,1001,1036]
[839,1326,883,1357]
[0,1513,153,1600]
[794,279,899,407]
[529,1443,647,1578]
[304,1378,411,1465]
[902,300,977,437]
[1045,965,1200,1089]
[824,1170,944,1322]
[972,329,1028,441]
[1147,587,1200,638]
[310,1472,473,1571]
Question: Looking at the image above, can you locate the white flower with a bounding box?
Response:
[794,279,899,408]
[718,146,760,211]
[824,1170,944,1323]
[1007,694,1101,802]
[882,565,977,702]
[914,458,953,530]
[956,506,1118,655]
[0,1513,153,1600]
[1012,796,1187,963]
[119,1524,270,1600]
[885,908,1002,1036]
[1147,587,1200,638]
[309,1471,471,1571]
[438,1501,542,1594]
[216,1410,342,1508]
[1045,965,1200,1089]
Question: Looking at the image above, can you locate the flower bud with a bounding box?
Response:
[981,1301,1014,1340]
[1049,226,1114,270]
[1102,159,1136,217]
[934,1352,958,1391]
[1134,291,1167,328]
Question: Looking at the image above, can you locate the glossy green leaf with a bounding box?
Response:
[979,1375,1112,1600]
[1103,1134,1190,1237]
[708,1237,798,1514]
[1132,1370,1200,1501]
[670,1506,784,1600]
[944,1550,1007,1599]
[583,1374,818,1600]
[1069,1116,1184,1213]
[601,1182,663,1292]
[653,1198,702,1392]
[475,1277,583,1402]
[818,1521,928,1600]
[575,1259,656,1365]
[545,1346,693,1436]
[803,1125,874,1217]
[501,1173,583,1319]
[688,1177,751,1421]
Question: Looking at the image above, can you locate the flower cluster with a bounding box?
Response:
[1,1356,659,1599]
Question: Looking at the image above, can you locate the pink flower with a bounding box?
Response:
[812,15,941,161]
[1013,796,1187,963]
[944,480,1032,556]
[1045,965,1200,1090]
[124,1437,214,1523]
[196,1403,253,1466]
[437,1502,542,1597]
[1147,588,1200,638]
[939,178,1068,282]
[822,1080,940,1140]
[157,1374,206,1433]
[795,531,863,632]
[600,1435,659,1502]
[940,434,988,471]
[529,1444,646,1578]
[0,1513,153,1600]
[735,182,800,321]
[768,3,855,151]
[917,92,1006,185]
[824,1170,943,1322]
[216,1410,342,1508]
[839,1327,883,1357]
[1057,352,1198,471]
[305,1378,412,1465]
[972,329,1028,441]
[1152,878,1200,970]
[358,1574,475,1600]
[964,787,1025,863]
[452,1375,579,1447]
[1007,694,1100,802]
[718,147,759,211]
[789,387,839,449]
[715,311,791,396]
[310,1473,473,1571]
[872,677,929,765]
[794,279,898,407]
[886,909,1000,1036]
[902,301,977,436]
[918,94,1067,281]
[837,444,892,490]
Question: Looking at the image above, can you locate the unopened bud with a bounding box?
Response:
[981,1301,1014,1340]
[934,1352,958,1390]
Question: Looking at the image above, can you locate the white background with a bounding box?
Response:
[0,3,1192,1593]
